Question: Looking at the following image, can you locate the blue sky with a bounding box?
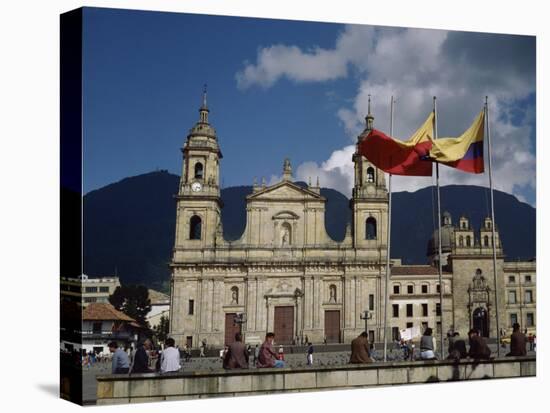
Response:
[83,7,536,205]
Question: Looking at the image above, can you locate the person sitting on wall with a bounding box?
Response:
[160,338,181,373]
[420,327,437,360]
[467,329,492,360]
[507,323,527,357]
[223,332,249,369]
[447,332,467,360]
[131,338,153,373]
[256,332,285,368]
[349,332,374,364]
[108,341,130,374]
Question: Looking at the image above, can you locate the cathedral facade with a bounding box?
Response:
[169,95,536,347]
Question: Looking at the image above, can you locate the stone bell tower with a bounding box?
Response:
[350,95,389,250]
[174,87,223,250]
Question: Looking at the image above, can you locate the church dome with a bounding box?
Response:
[426,211,455,257]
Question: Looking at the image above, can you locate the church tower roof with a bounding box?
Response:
[188,84,217,140]
[358,94,374,142]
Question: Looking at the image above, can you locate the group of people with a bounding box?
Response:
[348,324,533,364]
[222,332,287,369]
[108,323,532,374]
[108,337,181,375]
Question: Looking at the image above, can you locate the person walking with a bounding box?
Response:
[506,323,527,356]
[306,342,314,365]
[199,340,205,358]
[131,339,153,373]
[108,341,130,374]
[278,345,285,361]
[467,329,491,360]
[257,333,285,368]
[349,332,373,364]
[420,327,437,360]
[223,332,249,369]
[160,338,181,373]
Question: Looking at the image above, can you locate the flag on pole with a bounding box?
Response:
[429,109,485,173]
[358,113,434,176]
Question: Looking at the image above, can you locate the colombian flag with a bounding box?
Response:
[429,110,485,174]
[358,113,434,176]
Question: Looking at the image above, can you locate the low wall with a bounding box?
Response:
[96,356,536,405]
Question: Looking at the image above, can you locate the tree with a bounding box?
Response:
[109,285,152,328]
[154,315,170,343]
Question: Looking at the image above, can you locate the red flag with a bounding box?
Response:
[358,129,433,176]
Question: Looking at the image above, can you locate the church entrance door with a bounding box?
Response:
[324,310,341,343]
[473,307,489,337]
[224,313,241,345]
[274,306,294,344]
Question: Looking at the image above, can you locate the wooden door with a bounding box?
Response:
[224,313,241,345]
[324,310,341,343]
[274,306,294,344]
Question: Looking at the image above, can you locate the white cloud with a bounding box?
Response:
[237,25,536,204]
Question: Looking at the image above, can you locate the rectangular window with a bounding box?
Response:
[406,304,413,317]
[99,286,109,293]
[369,294,374,311]
[508,275,516,284]
[436,284,441,293]
[421,322,428,332]
[407,285,414,294]
[393,285,400,294]
[526,313,534,327]
[85,286,98,293]
[510,313,518,327]
[422,303,428,317]
[188,299,194,315]
[525,290,533,303]
[392,327,400,341]
[508,290,517,304]
[435,303,441,316]
[84,297,97,303]
[406,322,413,328]
[525,275,532,283]
[92,322,102,334]
[392,304,399,318]
[421,285,428,294]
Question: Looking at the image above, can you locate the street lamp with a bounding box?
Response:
[360,310,373,345]
[234,313,247,328]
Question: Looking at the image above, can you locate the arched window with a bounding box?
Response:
[366,167,375,183]
[483,235,489,247]
[459,235,464,247]
[194,162,204,179]
[466,235,472,247]
[462,222,467,229]
[366,217,377,240]
[230,286,239,304]
[189,215,202,240]
[329,284,337,303]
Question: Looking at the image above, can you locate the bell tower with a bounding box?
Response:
[174,87,223,249]
[350,95,389,249]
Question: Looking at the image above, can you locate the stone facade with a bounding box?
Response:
[169,95,536,347]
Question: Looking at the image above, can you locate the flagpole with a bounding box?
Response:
[383,96,394,362]
[434,96,445,359]
[486,96,501,357]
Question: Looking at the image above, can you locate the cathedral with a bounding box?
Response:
[169,94,536,348]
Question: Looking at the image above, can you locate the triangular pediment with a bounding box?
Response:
[247,181,324,201]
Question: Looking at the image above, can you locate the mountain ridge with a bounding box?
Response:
[83,171,535,289]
